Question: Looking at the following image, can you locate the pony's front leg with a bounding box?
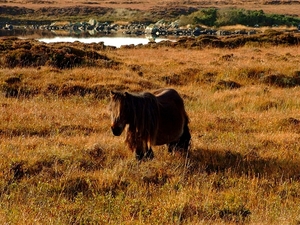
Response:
[135,141,154,160]
[168,123,191,153]
[145,147,154,159]
[135,146,144,160]
[135,139,145,160]
[144,140,154,160]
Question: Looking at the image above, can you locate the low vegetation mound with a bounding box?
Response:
[260,73,300,87]
[152,31,300,49]
[0,38,118,69]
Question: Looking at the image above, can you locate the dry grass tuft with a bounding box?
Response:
[214,80,242,90]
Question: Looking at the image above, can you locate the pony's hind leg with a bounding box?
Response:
[168,123,191,153]
[168,141,177,153]
[179,123,191,152]
[135,147,144,160]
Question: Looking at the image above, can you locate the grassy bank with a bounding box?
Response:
[0,39,300,224]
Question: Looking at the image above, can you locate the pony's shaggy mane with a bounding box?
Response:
[125,92,160,150]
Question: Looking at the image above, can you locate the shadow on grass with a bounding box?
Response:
[188,148,300,180]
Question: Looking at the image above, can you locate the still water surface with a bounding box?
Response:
[38,36,170,48]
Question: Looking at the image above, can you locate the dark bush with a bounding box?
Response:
[3,49,32,67]
[260,74,300,88]
[44,83,59,95]
[58,83,92,97]
[2,83,19,98]
[5,76,21,85]
[1,82,39,98]
[46,47,114,69]
[47,49,82,69]
[181,8,300,27]
[3,48,48,68]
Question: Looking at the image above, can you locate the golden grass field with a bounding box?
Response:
[0,35,299,224]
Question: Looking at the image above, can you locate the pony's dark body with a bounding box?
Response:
[110,88,191,160]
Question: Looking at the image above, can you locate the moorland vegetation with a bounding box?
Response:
[1,4,300,28]
[0,31,299,224]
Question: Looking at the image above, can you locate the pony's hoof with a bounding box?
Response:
[145,150,154,160]
[135,153,144,161]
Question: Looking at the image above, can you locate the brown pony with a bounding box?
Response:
[109,88,191,160]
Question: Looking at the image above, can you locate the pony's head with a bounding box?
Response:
[109,91,130,136]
